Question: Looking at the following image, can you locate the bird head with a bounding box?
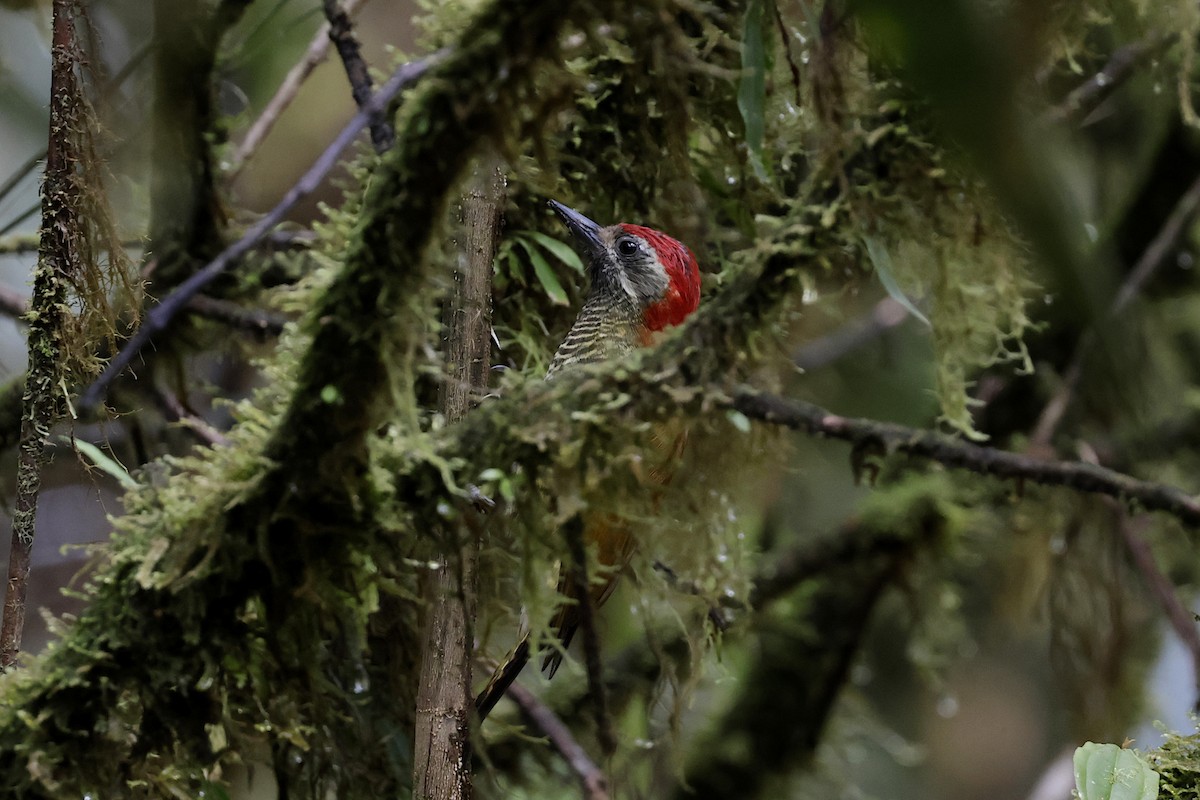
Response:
[549,200,701,333]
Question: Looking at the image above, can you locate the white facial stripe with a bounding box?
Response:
[615,268,639,304]
[612,234,670,305]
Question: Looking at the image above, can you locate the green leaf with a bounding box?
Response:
[738,0,769,181]
[516,239,569,306]
[863,235,931,327]
[1074,742,1159,800]
[523,230,585,274]
[67,437,137,489]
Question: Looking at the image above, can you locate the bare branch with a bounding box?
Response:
[226,0,369,178]
[184,294,287,338]
[78,52,443,414]
[505,680,611,800]
[1030,169,1200,448]
[155,386,229,448]
[563,515,616,757]
[0,234,40,256]
[1047,31,1179,124]
[730,386,1200,527]
[792,297,909,371]
[322,0,393,152]
[1117,511,1200,711]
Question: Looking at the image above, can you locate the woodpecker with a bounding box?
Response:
[475,200,701,720]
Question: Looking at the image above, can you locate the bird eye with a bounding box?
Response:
[617,237,639,256]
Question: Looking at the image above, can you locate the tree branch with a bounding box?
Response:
[505,680,611,800]
[322,0,393,152]
[1046,31,1179,124]
[1030,168,1200,448]
[413,158,501,800]
[2,0,78,670]
[77,53,442,414]
[729,387,1200,527]
[1116,512,1200,711]
[227,0,370,178]
[563,515,616,757]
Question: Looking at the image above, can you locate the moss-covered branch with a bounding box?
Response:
[0,0,626,796]
[730,387,1200,527]
[0,0,78,669]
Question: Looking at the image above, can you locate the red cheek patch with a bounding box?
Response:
[621,224,701,332]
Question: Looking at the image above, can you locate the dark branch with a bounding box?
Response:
[184,295,287,338]
[78,53,442,414]
[155,386,229,447]
[563,515,616,757]
[1047,31,1179,124]
[1030,168,1200,447]
[228,0,369,178]
[1117,512,1200,711]
[505,680,611,800]
[730,387,1200,527]
[322,0,393,152]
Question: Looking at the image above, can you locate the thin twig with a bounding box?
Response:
[78,52,444,414]
[0,286,286,337]
[0,234,40,256]
[729,386,1200,527]
[1030,169,1200,448]
[1116,511,1200,711]
[0,42,151,214]
[155,386,229,447]
[184,295,287,338]
[505,680,611,800]
[2,0,78,670]
[1046,31,1179,124]
[0,234,143,256]
[793,297,909,371]
[563,515,616,757]
[322,0,393,152]
[226,0,369,178]
[0,286,29,320]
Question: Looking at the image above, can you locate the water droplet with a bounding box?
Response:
[1083,222,1099,242]
[850,663,873,685]
[802,287,820,305]
[1153,82,1163,95]
[936,694,959,718]
[1178,251,1194,270]
[1094,73,1110,87]
[1043,293,1054,305]
[800,50,810,65]
[1049,535,1067,555]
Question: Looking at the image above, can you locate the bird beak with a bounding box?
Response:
[548,200,605,258]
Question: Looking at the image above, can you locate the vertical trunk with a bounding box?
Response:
[1,0,76,670]
[412,157,503,799]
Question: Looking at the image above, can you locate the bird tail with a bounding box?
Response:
[474,634,531,721]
